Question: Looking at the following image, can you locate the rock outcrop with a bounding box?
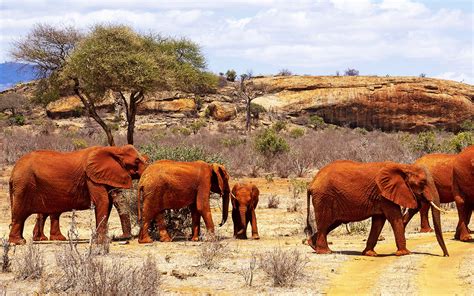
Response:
[46,95,115,119]
[252,76,473,132]
[207,101,237,121]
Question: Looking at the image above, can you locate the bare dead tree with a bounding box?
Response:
[238,72,268,132]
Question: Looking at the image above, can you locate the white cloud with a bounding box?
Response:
[0,0,472,82]
[434,72,473,85]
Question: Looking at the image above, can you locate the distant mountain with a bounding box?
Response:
[0,62,36,91]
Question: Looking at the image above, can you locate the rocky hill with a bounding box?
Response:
[2,76,473,132]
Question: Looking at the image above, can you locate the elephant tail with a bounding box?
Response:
[137,185,143,227]
[304,188,313,237]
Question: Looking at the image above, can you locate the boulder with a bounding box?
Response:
[46,95,115,119]
[207,101,237,121]
[138,98,196,114]
[252,76,474,132]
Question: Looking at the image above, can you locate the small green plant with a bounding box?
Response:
[309,115,326,129]
[412,131,438,153]
[71,138,88,149]
[272,120,287,132]
[254,128,289,157]
[289,127,305,138]
[10,114,25,126]
[250,102,266,119]
[189,119,207,134]
[441,132,473,153]
[171,127,192,136]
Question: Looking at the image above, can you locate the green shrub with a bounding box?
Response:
[441,132,473,153]
[460,119,474,132]
[412,131,438,153]
[108,122,120,131]
[171,127,192,136]
[225,69,237,82]
[309,115,326,129]
[250,102,266,119]
[71,138,88,149]
[10,114,25,126]
[140,144,225,164]
[189,119,207,134]
[220,137,246,147]
[272,120,287,132]
[289,127,305,138]
[254,128,289,156]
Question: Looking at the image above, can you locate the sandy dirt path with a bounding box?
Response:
[326,233,472,295]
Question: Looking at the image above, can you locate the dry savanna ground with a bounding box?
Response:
[0,166,473,295]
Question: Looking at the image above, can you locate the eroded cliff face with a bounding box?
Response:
[252,76,473,132]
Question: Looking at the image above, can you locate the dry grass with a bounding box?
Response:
[198,234,228,269]
[267,195,280,209]
[239,253,257,287]
[1,237,12,273]
[259,247,308,287]
[13,241,44,280]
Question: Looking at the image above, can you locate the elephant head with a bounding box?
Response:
[210,163,230,227]
[86,145,147,188]
[376,163,449,256]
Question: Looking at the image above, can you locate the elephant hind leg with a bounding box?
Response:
[49,213,67,241]
[362,215,386,256]
[454,195,472,241]
[9,214,28,245]
[155,212,172,242]
[309,221,340,254]
[33,214,49,241]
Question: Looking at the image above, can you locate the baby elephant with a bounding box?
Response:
[231,183,260,239]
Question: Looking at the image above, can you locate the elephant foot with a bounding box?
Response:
[252,233,260,240]
[459,234,472,242]
[362,249,378,257]
[395,249,411,256]
[50,234,67,241]
[113,234,132,241]
[160,236,172,242]
[236,233,248,240]
[315,248,332,254]
[138,236,154,244]
[419,227,433,233]
[191,236,200,242]
[9,238,26,245]
[33,235,48,241]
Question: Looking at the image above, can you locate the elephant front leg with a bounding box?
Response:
[33,214,49,241]
[387,212,411,256]
[88,182,111,244]
[418,202,433,233]
[50,213,67,241]
[250,207,260,240]
[362,215,386,256]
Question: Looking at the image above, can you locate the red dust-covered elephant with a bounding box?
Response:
[137,160,230,244]
[305,160,449,257]
[231,183,260,239]
[8,145,147,244]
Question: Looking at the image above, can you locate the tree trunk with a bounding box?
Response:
[123,91,143,145]
[73,79,115,146]
[246,98,251,132]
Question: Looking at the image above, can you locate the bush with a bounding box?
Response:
[140,144,225,164]
[345,220,370,235]
[267,195,280,209]
[163,208,192,240]
[411,131,438,153]
[289,127,305,138]
[13,241,44,280]
[225,69,237,82]
[71,138,88,149]
[250,102,266,119]
[441,132,473,153]
[344,68,359,76]
[189,119,207,134]
[239,254,257,287]
[254,128,289,157]
[9,114,25,126]
[259,248,307,287]
[272,120,287,132]
[277,69,292,76]
[199,236,228,269]
[460,120,474,132]
[1,238,11,273]
[309,115,326,129]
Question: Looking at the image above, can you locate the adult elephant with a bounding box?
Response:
[451,145,474,241]
[231,183,260,239]
[406,153,459,232]
[137,160,230,244]
[8,145,147,245]
[305,160,449,257]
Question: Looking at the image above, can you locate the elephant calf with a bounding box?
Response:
[231,183,260,239]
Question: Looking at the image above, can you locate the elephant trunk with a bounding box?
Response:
[219,191,229,227]
[424,175,449,257]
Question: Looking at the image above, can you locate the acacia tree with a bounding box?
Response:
[238,72,268,132]
[13,24,216,145]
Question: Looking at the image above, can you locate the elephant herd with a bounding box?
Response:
[7,144,474,258]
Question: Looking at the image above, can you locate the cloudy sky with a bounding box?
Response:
[1,0,472,84]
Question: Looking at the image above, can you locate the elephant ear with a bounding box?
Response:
[251,184,259,198]
[212,164,229,195]
[86,146,132,189]
[375,164,417,209]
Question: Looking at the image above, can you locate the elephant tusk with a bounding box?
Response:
[430,201,448,213]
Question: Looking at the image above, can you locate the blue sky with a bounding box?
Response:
[0,0,472,83]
